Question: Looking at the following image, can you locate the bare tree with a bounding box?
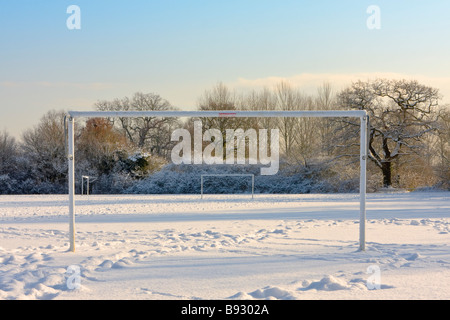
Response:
[274,81,301,159]
[245,87,277,131]
[336,79,441,188]
[433,107,450,189]
[95,92,179,158]
[22,110,67,185]
[0,130,18,175]
[273,81,323,164]
[197,82,251,130]
[315,82,337,156]
[197,83,257,161]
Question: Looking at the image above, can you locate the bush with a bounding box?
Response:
[0,174,19,194]
[125,161,357,195]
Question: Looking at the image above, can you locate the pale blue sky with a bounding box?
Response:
[1,0,450,138]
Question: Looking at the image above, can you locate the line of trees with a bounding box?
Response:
[0,79,448,194]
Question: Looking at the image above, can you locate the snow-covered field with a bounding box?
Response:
[1,191,449,300]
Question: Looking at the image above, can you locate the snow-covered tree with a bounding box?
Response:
[336,79,441,188]
[434,108,450,189]
[21,110,67,192]
[95,92,179,159]
[0,131,21,194]
[0,130,18,175]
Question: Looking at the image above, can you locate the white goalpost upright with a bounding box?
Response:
[81,175,90,195]
[66,110,368,252]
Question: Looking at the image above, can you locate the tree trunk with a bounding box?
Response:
[381,161,392,188]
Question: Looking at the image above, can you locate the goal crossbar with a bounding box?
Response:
[66,110,368,252]
[68,110,366,118]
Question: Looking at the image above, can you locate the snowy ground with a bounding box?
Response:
[0,191,449,300]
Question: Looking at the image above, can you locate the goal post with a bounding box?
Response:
[81,175,90,195]
[66,110,368,252]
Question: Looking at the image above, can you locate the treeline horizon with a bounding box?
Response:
[0,78,449,194]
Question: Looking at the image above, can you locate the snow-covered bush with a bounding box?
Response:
[0,174,19,195]
[125,161,355,195]
[90,172,134,194]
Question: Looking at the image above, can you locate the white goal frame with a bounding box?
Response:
[66,110,368,252]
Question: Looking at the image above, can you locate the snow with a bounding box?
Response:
[0,191,449,300]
